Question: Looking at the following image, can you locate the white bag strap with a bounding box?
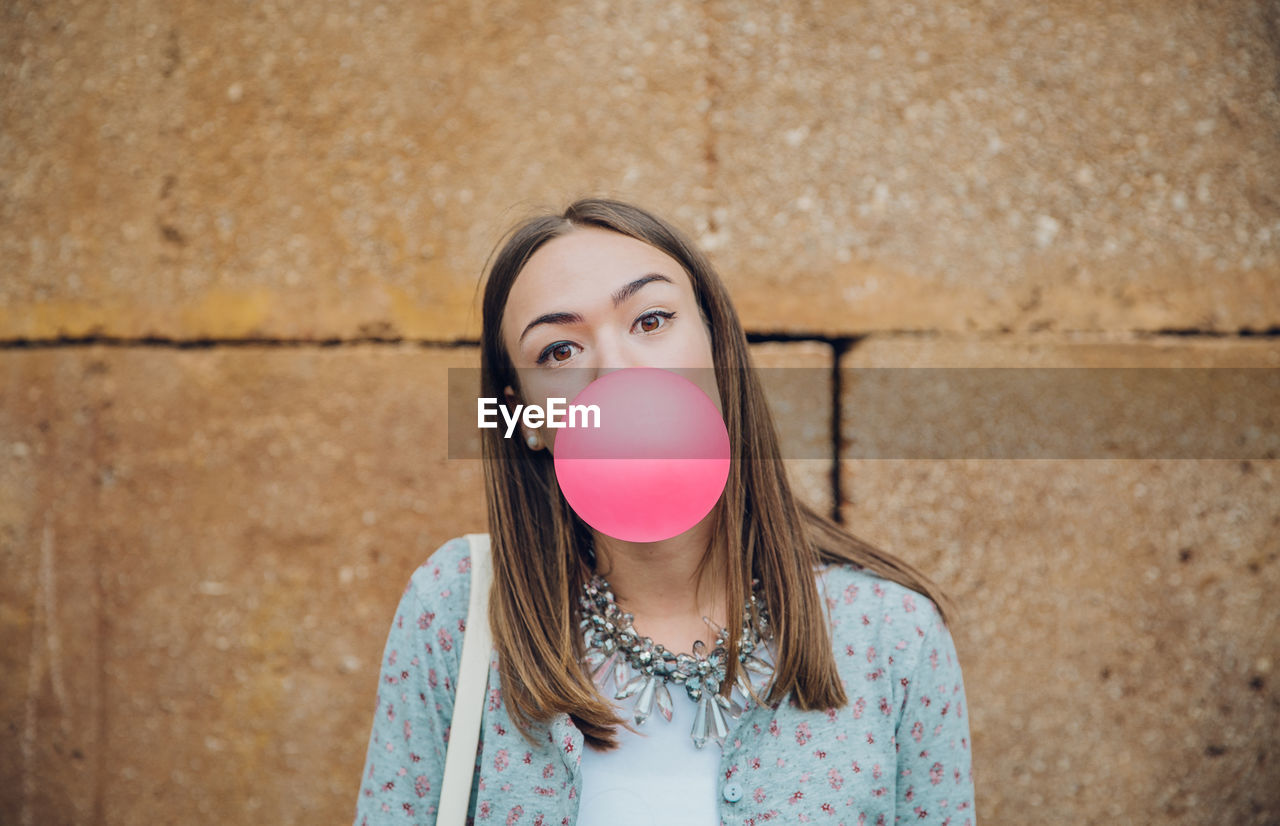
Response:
[436,533,494,826]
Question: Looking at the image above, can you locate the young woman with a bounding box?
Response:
[354,198,976,825]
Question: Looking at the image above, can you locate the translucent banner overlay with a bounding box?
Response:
[447,367,1280,460]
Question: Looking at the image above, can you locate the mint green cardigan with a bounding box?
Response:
[354,536,976,825]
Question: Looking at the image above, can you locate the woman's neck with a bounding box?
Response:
[588,510,729,652]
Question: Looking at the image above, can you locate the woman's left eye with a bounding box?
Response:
[634,310,675,333]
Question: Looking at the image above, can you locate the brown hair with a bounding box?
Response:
[479,197,952,750]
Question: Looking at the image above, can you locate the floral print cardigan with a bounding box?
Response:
[354,536,976,825]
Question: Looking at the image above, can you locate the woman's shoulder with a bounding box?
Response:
[814,559,946,627]
[401,534,478,613]
[814,560,956,682]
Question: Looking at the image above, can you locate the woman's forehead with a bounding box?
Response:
[518,227,688,290]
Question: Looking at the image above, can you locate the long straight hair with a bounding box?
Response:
[478,198,952,750]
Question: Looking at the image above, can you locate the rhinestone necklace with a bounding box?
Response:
[578,573,775,749]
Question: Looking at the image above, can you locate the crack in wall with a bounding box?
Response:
[3,326,1276,349]
[828,337,858,525]
[702,0,721,212]
[0,336,476,348]
[22,521,69,826]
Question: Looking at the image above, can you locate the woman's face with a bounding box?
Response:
[501,226,720,453]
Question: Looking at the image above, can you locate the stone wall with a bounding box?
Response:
[2,0,1277,823]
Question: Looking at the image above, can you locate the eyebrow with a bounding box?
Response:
[517,273,676,346]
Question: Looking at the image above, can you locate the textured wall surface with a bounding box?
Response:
[841,337,1280,823]
[3,0,1278,341]
[2,346,487,822]
[2,0,1278,823]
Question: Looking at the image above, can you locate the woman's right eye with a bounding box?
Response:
[536,342,579,366]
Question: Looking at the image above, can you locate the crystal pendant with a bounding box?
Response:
[590,648,617,683]
[612,657,629,691]
[691,692,732,749]
[584,646,608,674]
[616,672,646,700]
[654,680,674,722]
[732,675,756,715]
[716,691,744,720]
[633,675,658,724]
[707,694,731,747]
[691,690,710,748]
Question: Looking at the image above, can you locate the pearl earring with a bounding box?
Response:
[527,434,539,449]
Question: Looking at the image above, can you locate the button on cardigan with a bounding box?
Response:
[354,536,976,825]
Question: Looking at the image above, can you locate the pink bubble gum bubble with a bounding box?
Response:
[552,367,730,543]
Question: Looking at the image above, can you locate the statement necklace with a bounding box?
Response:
[578,574,775,749]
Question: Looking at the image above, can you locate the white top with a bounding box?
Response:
[577,679,720,825]
[576,642,776,826]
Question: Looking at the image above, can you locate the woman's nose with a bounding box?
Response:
[590,332,644,377]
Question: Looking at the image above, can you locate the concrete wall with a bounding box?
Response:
[2,0,1278,823]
